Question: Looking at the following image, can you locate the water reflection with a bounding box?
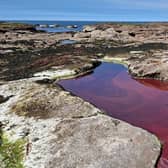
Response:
[136,78,168,91]
[60,39,77,45]
[58,62,168,168]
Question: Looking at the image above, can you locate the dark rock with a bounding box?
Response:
[128,32,136,37]
[67,25,78,29]
[35,78,54,84]
[0,95,13,104]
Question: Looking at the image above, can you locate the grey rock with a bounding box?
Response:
[46,115,160,168]
[0,49,13,54]
[74,32,91,39]
[127,50,168,80]
[83,25,96,32]
[11,83,99,119]
[67,25,78,29]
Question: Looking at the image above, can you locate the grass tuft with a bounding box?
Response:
[0,130,25,168]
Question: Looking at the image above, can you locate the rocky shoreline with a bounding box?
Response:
[0,22,168,167]
[1,22,168,81]
[0,76,161,168]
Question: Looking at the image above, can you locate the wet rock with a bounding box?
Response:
[35,78,54,84]
[67,25,78,29]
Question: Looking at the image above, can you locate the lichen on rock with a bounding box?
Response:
[0,128,25,168]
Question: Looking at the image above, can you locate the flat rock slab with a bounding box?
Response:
[0,79,161,168]
[4,82,98,119]
[47,115,160,168]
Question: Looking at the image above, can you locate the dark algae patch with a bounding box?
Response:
[0,22,36,32]
[0,125,25,168]
[58,62,168,168]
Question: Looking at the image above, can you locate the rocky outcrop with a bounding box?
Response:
[81,23,168,43]
[0,78,161,168]
[88,28,135,43]
[125,50,168,80]
[1,22,168,81]
[77,24,168,81]
[74,27,135,43]
[102,49,168,81]
[1,22,167,167]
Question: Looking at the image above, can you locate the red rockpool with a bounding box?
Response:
[58,62,168,168]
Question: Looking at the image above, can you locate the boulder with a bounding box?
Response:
[91,30,103,39]
[67,25,78,29]
[83,25,96,32]
[127,50,168,80]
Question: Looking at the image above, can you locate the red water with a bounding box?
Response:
[58,63,168,168]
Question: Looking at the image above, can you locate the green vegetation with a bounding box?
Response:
[0,130,25,168]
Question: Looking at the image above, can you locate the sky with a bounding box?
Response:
[1,0,168,21]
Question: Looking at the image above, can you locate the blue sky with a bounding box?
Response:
[1,0,168,21]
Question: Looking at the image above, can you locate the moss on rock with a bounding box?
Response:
[0,130,25,168]
[0,22,36,32]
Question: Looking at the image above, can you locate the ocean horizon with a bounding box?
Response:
[1,20,161,33]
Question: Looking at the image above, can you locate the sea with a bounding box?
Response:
[5,20,149,33]
[5,20,103,32]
